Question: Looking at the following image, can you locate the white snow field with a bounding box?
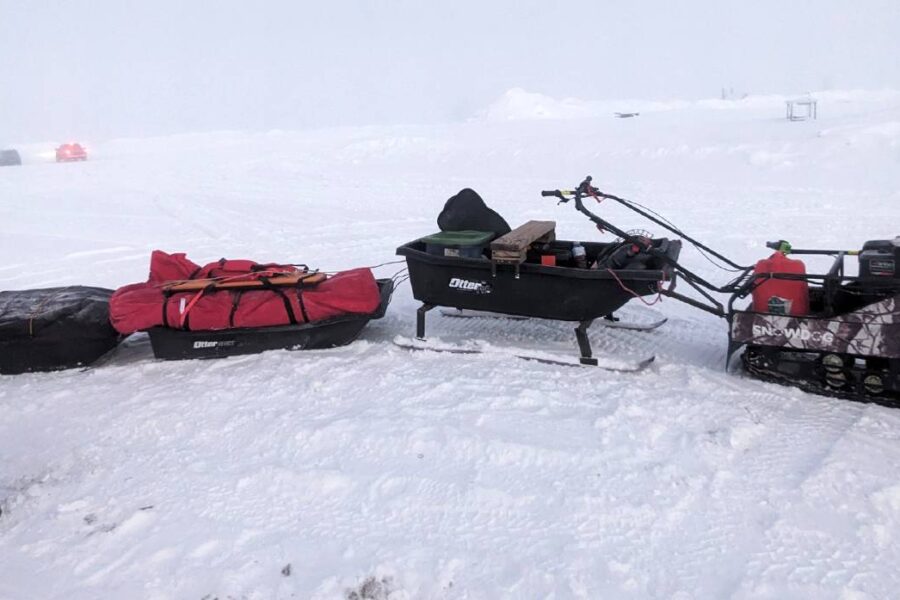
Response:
[2,90,900,599]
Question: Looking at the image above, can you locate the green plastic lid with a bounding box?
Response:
[420,230,494,246]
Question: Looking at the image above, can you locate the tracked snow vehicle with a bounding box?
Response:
[534,177,899,407]
[400,176,898,406]
[728,240,900,405]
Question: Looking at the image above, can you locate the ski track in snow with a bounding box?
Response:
[2,93,900,599]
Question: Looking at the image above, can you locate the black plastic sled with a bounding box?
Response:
[0,286,121,374]
[397,185,682,365]
[398,238,680,321]
[146,279,394,360]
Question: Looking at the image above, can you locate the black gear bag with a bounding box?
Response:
[0,286,121,374]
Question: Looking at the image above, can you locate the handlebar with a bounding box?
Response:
[542,176,601,202]
[541,174,748,275]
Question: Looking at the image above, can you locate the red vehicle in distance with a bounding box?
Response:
[56,143,88,162]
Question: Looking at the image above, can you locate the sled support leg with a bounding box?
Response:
[417,303,435,339]
[575,319,598,366]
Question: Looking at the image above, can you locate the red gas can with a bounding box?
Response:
[752,251,809,315]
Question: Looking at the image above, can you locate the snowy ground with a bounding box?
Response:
[2,90,900,599]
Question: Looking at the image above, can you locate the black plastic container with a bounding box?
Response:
[397,239,680,321]
[146,279,393,360]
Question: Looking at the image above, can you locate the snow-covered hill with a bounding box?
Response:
[2,90,900,599]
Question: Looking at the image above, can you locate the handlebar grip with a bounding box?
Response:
[541,190,558,197]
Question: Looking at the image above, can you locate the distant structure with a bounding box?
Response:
[720,87,749,101]
[786,96,817,121]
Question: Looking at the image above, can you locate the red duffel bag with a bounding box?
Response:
[110,251,381,335]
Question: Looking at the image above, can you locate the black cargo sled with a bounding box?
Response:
[397,185,682,365]
[0,286,121,374]
[146,279,394,360]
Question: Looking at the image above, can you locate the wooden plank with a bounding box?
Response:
[490,220,555,265]
[490,220,556,254]
[162,272,326,292]
[491,251,527,261]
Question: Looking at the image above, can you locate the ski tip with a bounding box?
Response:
[601,317,668,331]
[606,354,655,373]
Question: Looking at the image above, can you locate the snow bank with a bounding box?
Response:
[477,87,687,121]
[479,87,900,121]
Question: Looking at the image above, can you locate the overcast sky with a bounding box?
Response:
[2,0,899,142]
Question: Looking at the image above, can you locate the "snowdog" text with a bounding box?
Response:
[752,324,835,344]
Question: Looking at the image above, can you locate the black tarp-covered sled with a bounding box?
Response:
[146,278,394,360]
[397,185,682,365]
[0,286,121,374]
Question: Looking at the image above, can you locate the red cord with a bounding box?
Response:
[586,185,605,231]
[606,268,664,306]
[178,289,208,328]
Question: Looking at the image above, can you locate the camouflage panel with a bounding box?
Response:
[731,295,900,358]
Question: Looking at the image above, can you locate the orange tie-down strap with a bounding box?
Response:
[161,271,327,293]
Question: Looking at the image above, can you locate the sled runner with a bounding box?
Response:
[0,286,121,374]
[394,335,655,372]
[397,186,682,366]
[110,251,392,360]
[438,308,668,331]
